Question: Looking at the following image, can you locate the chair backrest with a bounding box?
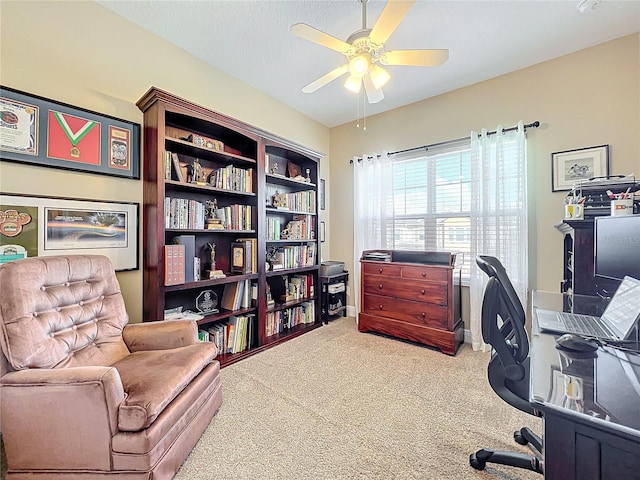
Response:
[477,254,536,415]
[477,255,526,323]
[0,255,130,371]
[476,255,528,363]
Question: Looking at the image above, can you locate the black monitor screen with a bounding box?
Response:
[594,216,640,281]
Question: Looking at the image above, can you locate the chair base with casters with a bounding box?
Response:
[470,447,543,473]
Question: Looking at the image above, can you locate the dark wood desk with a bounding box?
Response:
[530,292,640,480]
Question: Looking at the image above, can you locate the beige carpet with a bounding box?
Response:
[175,316,542,480]
[0,316,542,479]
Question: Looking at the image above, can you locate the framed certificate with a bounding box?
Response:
[0,192,139,271]
[0,86,140,179]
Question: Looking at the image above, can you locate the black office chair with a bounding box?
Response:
[469,255,543,474]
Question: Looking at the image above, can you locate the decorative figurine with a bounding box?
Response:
[305,168,312,183]
[188,158,203,183]
[206,242,216,271]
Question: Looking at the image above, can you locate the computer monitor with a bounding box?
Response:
[594,215,640,283]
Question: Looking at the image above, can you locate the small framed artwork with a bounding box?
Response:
[319,178,326,210]
[320,221,326,243]
[0,193,139,270]
[287,161,302,179]
[230,241,251,274]
[0,86,140,179]
[551,144,609,192]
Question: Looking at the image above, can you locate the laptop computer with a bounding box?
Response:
[536,276,640,340]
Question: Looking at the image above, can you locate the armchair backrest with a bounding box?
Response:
[0,255,130,371]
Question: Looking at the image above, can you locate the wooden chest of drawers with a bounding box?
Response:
[358,259,463,355]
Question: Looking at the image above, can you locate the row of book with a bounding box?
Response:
[199,314,256,354]
[214,204,252,231]
[265,302,315,337]
[208,164,253,193]
[270,243,317,270]
[266,214,316,241]
[271,190,316,214]
[164,197,206,230]
[267,273,315,303]
[220,279,255,311]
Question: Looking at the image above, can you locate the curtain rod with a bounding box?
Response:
[349,121,540,164]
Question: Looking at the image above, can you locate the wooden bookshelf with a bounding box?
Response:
[137,87,323,367]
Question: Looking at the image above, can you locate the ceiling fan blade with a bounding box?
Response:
[380,49,449,66]
[363,73,384,104]
[291,23,352,54]
[369,0,416,45]
[302,64,350,93]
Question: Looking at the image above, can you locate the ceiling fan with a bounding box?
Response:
[291,0,448,104]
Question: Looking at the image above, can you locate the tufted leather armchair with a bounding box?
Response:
[0,255,222,479]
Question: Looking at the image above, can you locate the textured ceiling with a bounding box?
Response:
[99,0,640,128]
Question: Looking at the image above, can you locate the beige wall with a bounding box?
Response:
[330,34,640,326]
[0,1,331,323]
[2,2,638,326]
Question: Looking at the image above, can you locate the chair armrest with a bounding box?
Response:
[0,366,125,470]
[123,320,198,352]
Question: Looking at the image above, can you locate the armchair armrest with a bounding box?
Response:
[0,366,125,471]
[123,319,198,352]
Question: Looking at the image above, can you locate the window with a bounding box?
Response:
[382,143,472,279]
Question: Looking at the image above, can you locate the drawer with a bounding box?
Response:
[362,276,447,305]
[401,265,448,283]
[362,262,401,277]
[362,293,448,329]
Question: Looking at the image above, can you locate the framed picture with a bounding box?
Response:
[551,144,609,192]
[320,221,326,243]
[0,86,140,179]
[0,193,139,271]
[319,178,326,210]
[230,241,251,274]
[287,161,302,179]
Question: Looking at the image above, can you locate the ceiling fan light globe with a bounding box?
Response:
[369,64,391,89]
[349,55,370,77]
[344,75,362,94]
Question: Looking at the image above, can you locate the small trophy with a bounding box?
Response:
[204,242,225,279]
[205,199,223,230]
[195,289,219,314]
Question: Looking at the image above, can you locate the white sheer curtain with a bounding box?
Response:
[469,121,528,351]
[353,151,392,316]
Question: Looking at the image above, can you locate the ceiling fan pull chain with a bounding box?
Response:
[361,0,367,29]
[363,94,367,131]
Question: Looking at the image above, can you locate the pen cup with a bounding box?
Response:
[565,204,584,220]
[611,198,633,216]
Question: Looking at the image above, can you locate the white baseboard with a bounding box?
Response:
[463,329,472,344]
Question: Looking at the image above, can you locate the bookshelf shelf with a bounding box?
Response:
[137,87,323,368]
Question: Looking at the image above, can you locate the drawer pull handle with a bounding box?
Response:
[422,272,427,278]
[421,312,426,317]
[379,305,383,310]
[421,289,425,295]
[379,284,383,289]
[379,268,383,273]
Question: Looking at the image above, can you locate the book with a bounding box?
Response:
[173,234,196,283]
[220,281,242,311]
[171,153,184,182]
[164,244,185,286]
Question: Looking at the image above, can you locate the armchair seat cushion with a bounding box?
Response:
[113,342,217,432]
